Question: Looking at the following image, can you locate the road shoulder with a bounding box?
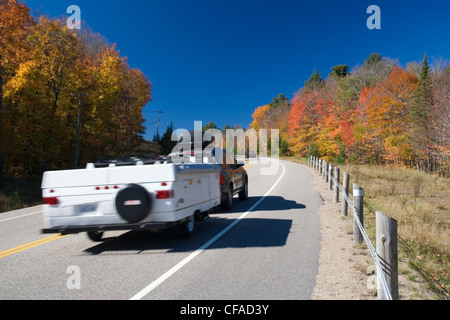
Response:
[306,166,376,300]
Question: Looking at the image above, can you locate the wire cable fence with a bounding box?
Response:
[309,156,395,300]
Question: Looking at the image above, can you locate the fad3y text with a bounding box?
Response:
[180,304,270,317]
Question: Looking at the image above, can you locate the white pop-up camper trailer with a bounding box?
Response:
[41,159,221,241]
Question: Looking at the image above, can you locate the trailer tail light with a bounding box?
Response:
[219,172,224,185]
[155,190,174,199]
[43,197,60,205]
[95,185,118,190]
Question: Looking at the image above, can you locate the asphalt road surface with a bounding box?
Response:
[0,158,323,300]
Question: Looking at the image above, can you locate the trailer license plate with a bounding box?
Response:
[79,204,97,215]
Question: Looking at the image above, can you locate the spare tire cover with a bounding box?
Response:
[115,184,152,223]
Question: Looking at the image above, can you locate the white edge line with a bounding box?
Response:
[129,159,286,300]
[0,211,42,223]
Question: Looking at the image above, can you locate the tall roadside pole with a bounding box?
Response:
[75,93,82,168]
[156,110,164,141]
[75,93,88,169]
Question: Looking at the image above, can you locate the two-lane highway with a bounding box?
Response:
[0,158,323,300]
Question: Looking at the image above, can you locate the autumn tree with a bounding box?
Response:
[253,53,448,174]
[362,67,418,164]
[250,94,291,155]
[338,53,396,102]
[287,71,325,156]
[250,104,270,131]
[0,5,152,176]
[3,17,84,172]
[0,0,34,177]
[289,89,320,157]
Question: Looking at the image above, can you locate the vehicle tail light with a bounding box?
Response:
[43,197,60,205]
[156,190,174,199]
[219,172,224,185]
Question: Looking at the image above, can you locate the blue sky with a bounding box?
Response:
[25,0,450,140]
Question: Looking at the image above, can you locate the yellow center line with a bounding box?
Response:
[0,234,67,259]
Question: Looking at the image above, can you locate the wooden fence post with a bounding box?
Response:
[334,167,340,202]
[376,211,398,300]
[341,172,349,216]
[324,161,328,181]
[353,183,364,245]
[328,164,333,189]
[319,159,322,174]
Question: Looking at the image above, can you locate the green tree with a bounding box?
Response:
[202,121,218,131]
[365,53,382,65]
[159,122,176,155]
[269,93,289,109]
[410,54,434,170]
[330,64,350,78]
[411,55,433,133]
[304,70,324,93]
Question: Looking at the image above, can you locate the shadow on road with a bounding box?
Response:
[224,196,305,212]
[83,195,305,256]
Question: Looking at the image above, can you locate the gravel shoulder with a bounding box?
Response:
[305,164,436,300]
[308,166,376,300]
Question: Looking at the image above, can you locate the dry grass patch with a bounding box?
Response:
[337,163,449,299]
[283,156,448,299]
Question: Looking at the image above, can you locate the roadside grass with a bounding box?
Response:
[282,156,449,299]
[0,176,42,213]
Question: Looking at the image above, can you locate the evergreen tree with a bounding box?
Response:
[202,121,218,131]
[411,54,434,170]
[303,70,324,93]
[269,93,289,109]
[411,54,433,131]
[329,64,350,78]
[365,53,382,65]
[159,122,176,155]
